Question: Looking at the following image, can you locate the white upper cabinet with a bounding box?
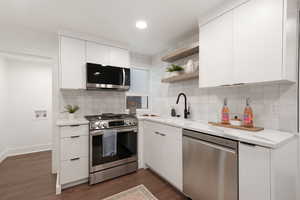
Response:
[110,47,130,68]
[60,36,86,89]
[199,11,234,87]
[233,0,283,84]
[199,0,298,88]
[60,37,130,89]
[86,41,110,66]
[86,41,130,68]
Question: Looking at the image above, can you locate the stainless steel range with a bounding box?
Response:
[85,113,138,185]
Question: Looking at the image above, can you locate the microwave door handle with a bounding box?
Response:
[122,68,125,86]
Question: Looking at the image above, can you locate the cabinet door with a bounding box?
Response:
[110,47,130,68]
[60,157,88,185]
[160,125,182,191]
[143,122,161,171]
[199,11,234,88]
[60,36,86,89]
[239,143,271,200]
[86,41,110,65]
[233,0,283,84]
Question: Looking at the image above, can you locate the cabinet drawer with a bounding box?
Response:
[60,125,88,138]
[60,157,89,185]
[60,136,88,161]
[145,121,181,140]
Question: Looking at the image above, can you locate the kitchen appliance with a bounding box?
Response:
[183,129,238,200]
[86,63,130,90]
[86,113,138,185]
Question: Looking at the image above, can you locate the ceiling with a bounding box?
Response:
[0,0,227,55]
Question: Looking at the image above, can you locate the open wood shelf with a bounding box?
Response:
[161,72,199,83]
[161,43,199,62]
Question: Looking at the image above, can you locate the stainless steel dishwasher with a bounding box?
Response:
[183,129,238,200]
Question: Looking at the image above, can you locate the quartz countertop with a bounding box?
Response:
[56,118,89,126]
[138,116,296,149]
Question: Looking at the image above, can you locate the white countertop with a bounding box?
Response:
[138,116,296,149]
[56,118,89,126]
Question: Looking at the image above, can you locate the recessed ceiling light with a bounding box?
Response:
[136,20,148,29]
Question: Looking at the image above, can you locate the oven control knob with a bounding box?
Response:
[99,122,108,129]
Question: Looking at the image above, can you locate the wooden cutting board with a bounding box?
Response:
[208,122,264,132]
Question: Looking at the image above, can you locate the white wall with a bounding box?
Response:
[1,58,52,157]
[0,57,7,161]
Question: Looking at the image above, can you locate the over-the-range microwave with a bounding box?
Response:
[86,63,130,90]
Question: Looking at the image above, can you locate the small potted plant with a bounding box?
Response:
[166,64,184,77]
[64,105,80,120]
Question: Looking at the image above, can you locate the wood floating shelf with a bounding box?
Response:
[161,72,199,83]
[208,122,264,132]
[161,44,199,62]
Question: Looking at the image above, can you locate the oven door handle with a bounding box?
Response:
[90,128,137,136]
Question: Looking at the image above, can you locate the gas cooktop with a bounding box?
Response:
[85,113,137,130]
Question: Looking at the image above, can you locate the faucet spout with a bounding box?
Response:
[176,93,189,119]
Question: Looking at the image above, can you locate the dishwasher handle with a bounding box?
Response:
[184,135,237,154]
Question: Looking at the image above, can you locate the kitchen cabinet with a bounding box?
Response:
[60,36,130,89]
[110,47,130,68]
[86,41,110,66]
[59,124,89,187]
[199,0,298,88]
[60,36,86,89]
[233,0,283,84]
[239,139,297,200]
[143,121,182,190]
[199,11,234,87]
[239,143,271,200]
[86,41,130,68]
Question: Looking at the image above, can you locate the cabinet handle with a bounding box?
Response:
[70,157,80,161]
[70,125,80,127]
[220,84,231,87]
[70,135,80,139]
[232,83,245,86]
[155,131,166,137]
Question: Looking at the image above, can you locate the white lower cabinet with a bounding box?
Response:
[60,157,89,185]
[239,143,271,200]
[59,124,89,187]
[239,140,297,200]
[143,121,182,190]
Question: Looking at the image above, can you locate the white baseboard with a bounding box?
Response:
[0,148,8,163]
[0,143,52,163]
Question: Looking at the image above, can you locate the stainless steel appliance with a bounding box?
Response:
[86,113,138,185]
[183,129,238,200]
[86,63,130,90]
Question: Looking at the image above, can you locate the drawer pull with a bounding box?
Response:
[70,125,80,127]
[70,135,80,138]
[155,131,166,137]
[70,157,80,161]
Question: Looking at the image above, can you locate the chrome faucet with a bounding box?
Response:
[176,92,190,119]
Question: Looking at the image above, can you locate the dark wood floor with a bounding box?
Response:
[0,151,186,200]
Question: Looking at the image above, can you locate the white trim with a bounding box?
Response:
[198,0,250,27]
[0,143,52,163]
[0,149,8,163]
[58,30,129,50]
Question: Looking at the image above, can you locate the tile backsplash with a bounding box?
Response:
[59,90,126,118]
[150,36,298,133]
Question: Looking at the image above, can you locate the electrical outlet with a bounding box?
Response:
[34,110,48,120]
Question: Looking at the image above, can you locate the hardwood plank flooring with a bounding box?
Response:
[0,151,186,200]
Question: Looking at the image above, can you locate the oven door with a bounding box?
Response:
[89,127,138,173]
[86,63,130,90]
